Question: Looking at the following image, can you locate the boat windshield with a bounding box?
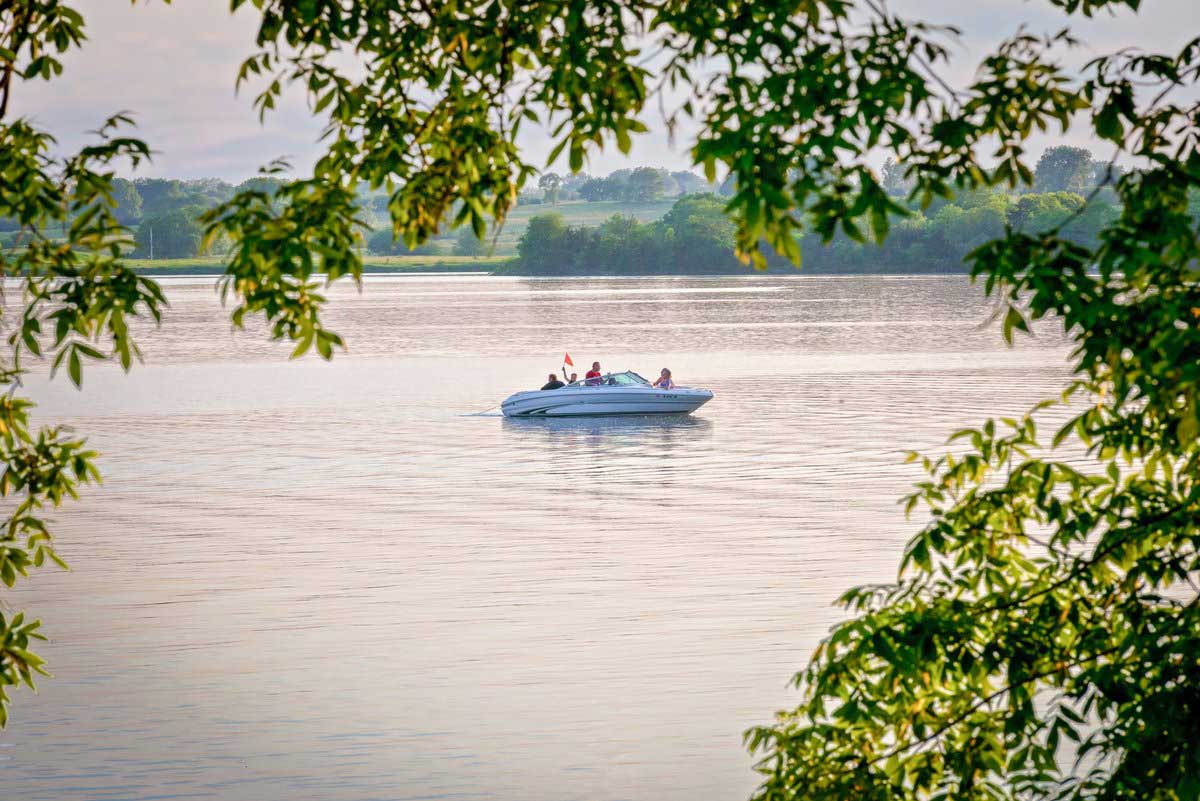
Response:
[565,371,651,387]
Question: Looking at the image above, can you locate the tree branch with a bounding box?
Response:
[858,643,1124,772]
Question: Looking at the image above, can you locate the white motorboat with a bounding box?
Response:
[501,371,713,417]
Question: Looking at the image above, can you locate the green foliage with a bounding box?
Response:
[625,166,666,201]
[671,170,709,195]
[661,192,735,262]
[733,12,1200,801]
[201,177,363,359]
[131,178,238,221]
[749,167,1200,797]
[365,227,394,255]
[0,97,166,724]
[577,177,612,201]
[882,158,911,197]
[131,178,185,210]
[1035,145,1096,193]
[110,178,142,224]
[511,194,730,274]
[1005,191,1118,248]
[1009,191,1081,230]
[234,176,287,197]
[2,19,1198,801]
[134,208,203,259]
[366,226,442,256]
[515,211,568,268]
[453,226,488,258]
[538,171,562,205]
[0,361,103,729]
[512,189,1118,275]
[574,167,685,202]
[0,2,362,727]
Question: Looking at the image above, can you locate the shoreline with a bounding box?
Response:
[130,262,497,276]
[129,264,971,278]
[129,270,976,281]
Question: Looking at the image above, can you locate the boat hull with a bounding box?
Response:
[501,386,713,417]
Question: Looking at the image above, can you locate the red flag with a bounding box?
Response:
[563,353,574,366]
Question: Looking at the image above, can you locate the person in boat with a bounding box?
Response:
[585,361,603,386]
[561,370,579,384]
[541,373,565,390]
[651,368,676,389]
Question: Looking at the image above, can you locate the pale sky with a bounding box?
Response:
[14,0,1199,181]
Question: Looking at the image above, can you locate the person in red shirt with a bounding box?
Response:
[585,361,603,386]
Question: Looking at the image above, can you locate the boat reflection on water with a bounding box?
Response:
[499,414,715,489]
[502,413,713,447]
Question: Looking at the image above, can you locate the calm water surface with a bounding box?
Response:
[4,275,1072,800]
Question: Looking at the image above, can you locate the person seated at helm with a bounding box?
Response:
[651,368,676,389]
[541,373,565,390]
[585,361,603,386]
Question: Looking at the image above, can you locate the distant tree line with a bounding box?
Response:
[881,144,1120,198]
[365,224,486,258]
[521,167,713,205]
[798,187,1119,274]
[0,148,1169,267]
[0,164,713,260]
[0,174,484,260]
[509,193,737,274]
[0,176,288,259]
[508,147,1160,275]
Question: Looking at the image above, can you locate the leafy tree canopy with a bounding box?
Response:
[625,166,667,202]
[577,177,610,201]
[0,18,1197,801]
[134,209,203,259]
[671,170,710,195]
[215,4,1199,799]
[515,210,568,266]
[661,192,734,252]
[537,171,562,204]
[881,158,911,197]
[511,188,1124,275]
[234,176,286,196]
[366,226,441,256]
[131,177,185,209]
[510,194,720,274]
[453,225,487,257]
[110,178,143,225]
[571,167,688,202]
[1034,145,1097,193]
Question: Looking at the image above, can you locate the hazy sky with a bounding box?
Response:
[14,0,1199,181]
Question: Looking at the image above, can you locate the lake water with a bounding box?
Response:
[3,275,1072,801]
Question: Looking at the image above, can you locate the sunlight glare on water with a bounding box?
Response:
[3,275,1072,801]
